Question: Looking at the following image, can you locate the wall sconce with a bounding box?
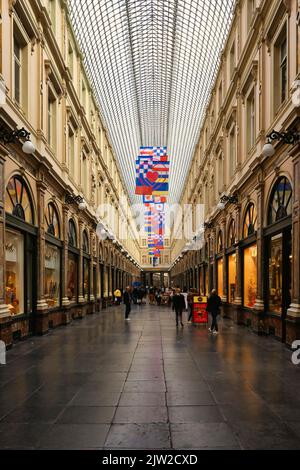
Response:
[0,125,35,154]
[65,192,87,210]
[262,129,300,157]
[204,221,214,229]
[217,193,238,210]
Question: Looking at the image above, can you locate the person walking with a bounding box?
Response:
[123,286,132,321]
[206,289,222,334]
[172,288,185,327]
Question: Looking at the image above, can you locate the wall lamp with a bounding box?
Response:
[217,194,238,211]
[262,129,300,157]
[65,193,87,210]
[204,221,214,229]
[0,125,35,154]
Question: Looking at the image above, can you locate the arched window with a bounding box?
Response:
[228,219,236,247]
[82,230,89,253]
[45,202,60,238]
[5,175,34,224]
[268,176,292,225]
[217,230,223,253]
[68,219,77,247]
[243,203,257,238]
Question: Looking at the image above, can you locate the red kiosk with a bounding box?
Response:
[193,295,208,324]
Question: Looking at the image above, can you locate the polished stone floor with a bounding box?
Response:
[0,304,300,449]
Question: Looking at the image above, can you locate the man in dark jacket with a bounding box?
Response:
[206,289,222,334]
[172,288,186,327]
[123,286,131,320]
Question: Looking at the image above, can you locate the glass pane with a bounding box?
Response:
[217,258,223,297]
[228,253,237,303]
[26,235,34,313]
[268,233,282,314]
[68,0,235,204]
[243,244,257,307]
[5,229,24,315]
[67,252,78,302]
[45,243,61,308]
[14,61,20,104]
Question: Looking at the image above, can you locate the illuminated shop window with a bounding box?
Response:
[5,229,24,316]
[243,244,257,308]
[217,258,223,298]
[228,253,236,304]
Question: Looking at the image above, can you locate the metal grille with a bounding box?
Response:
[68,0,235,203]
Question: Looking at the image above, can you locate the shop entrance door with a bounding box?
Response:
[266,229,291,343]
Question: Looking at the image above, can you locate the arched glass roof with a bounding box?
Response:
[68,0,235,203]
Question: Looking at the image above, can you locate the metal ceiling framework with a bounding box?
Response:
[68,0,235,204]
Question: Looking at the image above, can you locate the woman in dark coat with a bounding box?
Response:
[206,289,222,334]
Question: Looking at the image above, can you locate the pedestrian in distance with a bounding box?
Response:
[123,286,132,321]
[172,288,185,327]
[206,289,222,334]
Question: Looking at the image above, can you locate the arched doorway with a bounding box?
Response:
[5,175,37,337]
[264,176,292,342]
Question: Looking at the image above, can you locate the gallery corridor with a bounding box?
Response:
[0,305,300,450]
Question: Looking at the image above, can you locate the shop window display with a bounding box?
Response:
[243,244,257,307]
[268,233,282,314]
[45,243,60,308]
[67,252,78,302]
[217,258,223,297]
[5,229,24,315]
[228,253,237,303]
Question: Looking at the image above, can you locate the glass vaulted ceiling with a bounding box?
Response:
[68,0,235,204]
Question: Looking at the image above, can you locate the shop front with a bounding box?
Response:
[263,176,292,342]
[67,219,79,317]
[241,203,258,325]
[4,175,37,340]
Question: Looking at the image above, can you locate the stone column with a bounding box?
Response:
[61,204,71,324]
[234,204,242,306]
[89,231,94,300]
[78,219,85,316]
[0,154,12,347]
[287,151,300,344]
[221,217,227,302]
[35,179,49,334]
[252,179,265,334]
[254,181,264,311]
